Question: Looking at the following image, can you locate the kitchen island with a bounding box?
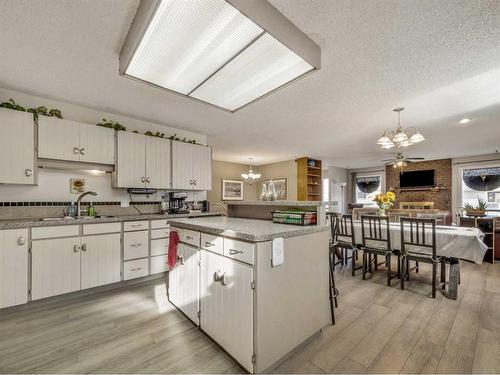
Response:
[168,211,330,373]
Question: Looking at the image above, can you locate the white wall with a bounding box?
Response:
[325,166,348,212]
[0,87,207,203]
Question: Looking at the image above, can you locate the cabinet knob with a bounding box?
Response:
[146,176,151,183]
[79,148,85,155]
[176,254,184,265]
[189,179,193,185]
[73,147,80,155]
[214,270,226,285]
[193,180,197,186]
[141,177,146,183]
[17,237,25,246]
[25,169,33,177]
[81,243,87,252]
[73,244,80,253]
[229,248,243,255]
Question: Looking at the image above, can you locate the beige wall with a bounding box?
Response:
[208,161,259,211]
[258,160,297,200]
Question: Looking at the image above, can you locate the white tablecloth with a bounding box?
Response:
[349,221,488,264]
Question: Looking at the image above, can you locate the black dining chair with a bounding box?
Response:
[326,212,340,325]
[360,215,400,286]
[327,212,344,270]
[334,214,362,276]
[400,217,444,298]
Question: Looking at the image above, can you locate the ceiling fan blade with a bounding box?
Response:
[384,161,394,165]
[406,157,425,160]
[381,158,394,161]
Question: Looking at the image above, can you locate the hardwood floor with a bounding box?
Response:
[0,259,499,374]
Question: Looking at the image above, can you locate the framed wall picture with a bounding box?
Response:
[267,178,287,200]
[70,178,86,194]
[222,179,244,200]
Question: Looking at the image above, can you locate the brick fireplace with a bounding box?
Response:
[385,158,452,211]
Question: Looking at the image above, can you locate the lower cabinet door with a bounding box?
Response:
[168,244,183,310]
[200,250,224,343]
[179,244,200,325]
[151,254,168,274]
[80,233,121,289]
[0,229,29,308]
[222,258,254,372]
[31,237,81,300]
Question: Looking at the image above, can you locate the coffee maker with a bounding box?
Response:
[168,192,189,214]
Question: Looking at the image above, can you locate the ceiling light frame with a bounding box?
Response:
[119,0,321,113]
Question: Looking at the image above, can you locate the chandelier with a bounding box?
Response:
[241,158,261,184]
[377,107,425,149]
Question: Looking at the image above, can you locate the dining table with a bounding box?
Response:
[349,221,488,299]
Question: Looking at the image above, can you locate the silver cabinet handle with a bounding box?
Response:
[141,177,146,183]
[145,176,151,183]
[25,169,33,177]
[176,254,184,265]
[131,243,143,248]
[186,235,193,240]
[205,242,215,247]
[81,243,87,252]
[73,147,80,155]
[73,244,80,253]
[79,148,85,155]
[131,267,142,272]
[131,224,142,228]
[17,237,25,246]
[214,270,226,285]
[193,179,197,186]
[229,249,243,255]
[189,179,193,185]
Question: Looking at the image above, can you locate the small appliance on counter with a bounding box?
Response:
[168,192,189,214]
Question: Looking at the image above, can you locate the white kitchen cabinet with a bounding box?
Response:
[38,117,114,164]
[80,233,121,290]
[145,135,171,189]
[172,141,212,190]
[115,131,171,189]
[168,243,200,325]
[123,230,149,261]
[200,250,224,343]
[0,229,29,308]
[31,237,81,300]
[0,108,36,185]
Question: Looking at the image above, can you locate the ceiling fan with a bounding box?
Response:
[382,152,424,168]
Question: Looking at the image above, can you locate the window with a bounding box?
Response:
[355,175,382,206]
[461,166,500,216]
[322,178,330,202]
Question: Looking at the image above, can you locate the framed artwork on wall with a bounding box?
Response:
[222,179,244,200]
[266,178,287,200]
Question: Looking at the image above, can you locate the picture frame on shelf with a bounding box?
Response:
[222,179,244,200]
[266,178,287,200]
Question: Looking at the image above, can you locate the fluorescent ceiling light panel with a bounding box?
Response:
[121,0,320,111]
[126,0,263,95]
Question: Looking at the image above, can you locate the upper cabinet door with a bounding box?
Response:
[79,125,115,164]
[192,145,212,190]
[172,141,194,190]
[115,131,146,188]
[145,137,171,189]
[38,117,81,162]
[0,109,35,184]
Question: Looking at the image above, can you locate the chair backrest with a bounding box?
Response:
[326,212,338,243]
[400,217,437,259]
[335,214,355,246]
[360,215,391,250]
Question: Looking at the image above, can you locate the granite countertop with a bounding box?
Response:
[0,212,221,230]
[224,200,333,207]
[168,216,328,242]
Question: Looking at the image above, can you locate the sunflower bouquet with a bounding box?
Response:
[373,191,396,215]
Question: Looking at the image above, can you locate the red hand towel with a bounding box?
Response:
[168,230,180,270]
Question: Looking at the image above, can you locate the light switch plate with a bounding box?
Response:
[272,237,284,267]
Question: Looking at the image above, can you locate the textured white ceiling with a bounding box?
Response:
[0,0,499,168]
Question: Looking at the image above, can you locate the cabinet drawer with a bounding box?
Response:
[83,222,121,235]
[224,238,255,265]
[151,238,169,256]
[151,255,168,274]
[201,233,223,255]
[123,230,149,260]
[124,220,149,232]
[123,258,149,280]
[151,228,170,239]
[181,229,200,247]
[32,225,79,240]
[151,219,169,229]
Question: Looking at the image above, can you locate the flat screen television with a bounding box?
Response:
[399,169,435,188]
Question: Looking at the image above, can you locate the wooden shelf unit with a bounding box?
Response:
[296,157,322,201]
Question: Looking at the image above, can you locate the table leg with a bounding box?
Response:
[447,257,459,300]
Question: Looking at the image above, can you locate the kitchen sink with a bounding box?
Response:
[39,215,115,221]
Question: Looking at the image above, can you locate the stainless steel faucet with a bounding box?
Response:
[76,191,97,217]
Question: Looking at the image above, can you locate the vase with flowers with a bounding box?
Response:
[373,191,396,216]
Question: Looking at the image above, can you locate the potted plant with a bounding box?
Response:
[373,191,396,216]
[463,197,487,217]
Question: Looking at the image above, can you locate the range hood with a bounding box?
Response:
[119,0,320,112]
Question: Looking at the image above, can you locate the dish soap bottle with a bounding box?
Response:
[88,203,96,217]
[68,202,76,217]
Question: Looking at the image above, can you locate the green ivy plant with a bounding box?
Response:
[96,118,126,131]
[0,98,27,112]
[27,106,63,121]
